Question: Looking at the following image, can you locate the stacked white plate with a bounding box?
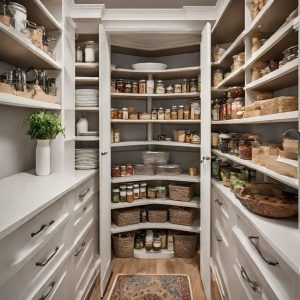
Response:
[75,89,99,107]
[75,148,99,170]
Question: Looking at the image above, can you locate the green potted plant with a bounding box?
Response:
[23,111,65,176]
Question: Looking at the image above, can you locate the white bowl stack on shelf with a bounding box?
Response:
[75,148,99,170]
[75,89,99,107]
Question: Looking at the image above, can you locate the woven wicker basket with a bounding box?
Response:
[174,233,197,258]
[235,183,298,218]
[112,208,140,226]
[112,233,134,258]
[169,183,194,201]
[148,209,168,223]
[169,207,195,226]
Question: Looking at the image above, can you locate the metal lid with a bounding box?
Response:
[8,2,27,13]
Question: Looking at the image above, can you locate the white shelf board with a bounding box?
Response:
[75,136,99,141]
[111,92,199,100]
[111,141,200,148]
[0,22,61,70]
[0,93,61,110]
[213,66,245,88]
[111,66,200,80]
[134,248,174,259]
[212,180,300,274]
[246,59,299,91]
[75,107,99,111]
[212,149,298,189]
[111,220,200,234]
[17,0,62,31]
[211,87,228,98]
[111,197,201,209]
[111,174,200,184]
[75,63,99,77]
[211,111,298,125]
[75,77,99,86]
[64,136,75,142]
[111,119,200,124]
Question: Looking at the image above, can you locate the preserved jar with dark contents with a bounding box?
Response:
[124,81,132,93]
[126,164,134,176]
[139,80,146,94]
[112,166,121,177]
[115,79,124,93]
[132,81,139,93]
[239,140,252,160]
[119,185,127,202]
[120,165,127,177]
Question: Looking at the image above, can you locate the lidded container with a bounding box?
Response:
[213,69,223,87]
[189,79,198,92]
[7,2,27,32]
[83,41,98,63]
[142,151,170,165]
[156,80,165,94]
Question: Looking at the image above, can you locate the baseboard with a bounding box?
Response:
[82,257,101,300]
[101,260,112,297]
[210,259,225,300]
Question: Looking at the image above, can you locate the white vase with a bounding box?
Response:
[36,139,51,176]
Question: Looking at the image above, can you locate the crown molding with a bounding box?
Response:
[71,3,105,19]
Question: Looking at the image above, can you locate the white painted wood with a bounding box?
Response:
[111,92,199,99]
[75,63,99,77]
[213,65,245,88]
[111,140,200,148]
[75,77,100,86]
[75,136,99,141]
[134,248,174,259]
[75,107,99,111]
[200,22,212,300]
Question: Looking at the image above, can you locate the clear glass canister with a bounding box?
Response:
[133,184,140,199]
[213,69,223,87]
[126,185,134,202]
[164,108,171,120]
[147,186,156,199]
[171,106,178,120]
[239,140,252,160]
[119,185,127,202]
[166,83,174,94]
[174,83,182,93]
[158,107,165,120]
[84,41,97,63]
[76,45,83,62]
[112,189,120,203]
[156,80,165,94]
[139,80,146,94]
[178,105,184,119]
[191,98,201,120]
[181,79,189,93]
[132,81,139,93]
[140,183,147,198]
[184,105,190,119]
[151,108,158,120]
[189,79,198,92]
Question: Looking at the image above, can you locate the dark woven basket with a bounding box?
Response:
[148,209,168,223]
[174,233,197,258]
[112,208,140,226]
[169,207,195,226]
[112,234,134,258]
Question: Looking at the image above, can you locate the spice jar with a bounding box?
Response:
[133,184,140,199]
[124,81,132,93]
[185,131,192,143]
[178,105,184,119]
[211,157,221,180]
[147,186,156,199]
[174,83,182,93]
[122,108,128,120]
[189,166,198,176]
[120,165,127,177]
[84,41,98,63]
[158,107,165,120]
[166,83,174,94]
[76,45,83,62]
[140,210,148,223]
[126,185,134,202]
[135,235,145,249]
[211,132,219,149]
[147,75,154,94]
[182,79,189,93]
[117,110,123,119]
[156,186,167,199]
[112,189,120,203]
[139,80,146,94]
[156,80,165,94]
[126,164,134,176]
[239,140,252,160]
[111,108,117,119]
[164,108,171,120]
[153,235,161,251]
[213,69,223,87]
[189,79,198,92]
[114,129,121,143]
[132,81,139,93]
[115,79,124,93]
[183,105,190,119]
[120,185,127,202]
[140,183,147,198]
[151,108,158,120]
[191,98,201,120]
[171,106,178,120]
[112,166,121,177]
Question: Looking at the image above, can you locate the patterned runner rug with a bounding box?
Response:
[108,274,193,300]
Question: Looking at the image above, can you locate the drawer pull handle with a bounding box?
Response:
[74,241,86,257]
[39,281,55,300]
[79,188,91,200]
[216,235,222,242]
[241,266,259,292]
[36,246,59,267]
[83,205,88,212]
[249,236,279,266]
[215,199,223,206]
[31,220,55,237]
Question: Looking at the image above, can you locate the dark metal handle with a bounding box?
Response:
[201,156,211,163]
[79,188,90,200]
[38,281,55,300]
[215,198,223,206]
[248,236,279,266]
[74,241,86,257]
[282,128,300,139]
[36,246,59,267]
[241,266,259,292]
[101,152,108,155]
[83,205,87,212]
[31,220,55,237]
[216,235,222,242]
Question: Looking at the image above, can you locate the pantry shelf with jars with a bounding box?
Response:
[111,92,199,100]
[111,140,201,148]
[75,62,99,77]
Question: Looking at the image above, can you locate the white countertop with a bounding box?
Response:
[212,180,300,274]
[0,170,98,240]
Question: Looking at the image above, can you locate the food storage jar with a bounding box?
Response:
[134,164,155,176]
[151,108,158,120]
[147,75,154,94]
[181,79,189,93]
[84,41,98,63]
[184,105,190,119]
[133,184,140,199]
[135,235,145,249]
[174,83,182,93]
[166,83,174,94]
[147,186,156,199]
[112,166,121,177]
[139,80,146,94]
[124,81,132,93]
[122,108,128,120]
[185,131,192,143]
[228,138,239,156]
[115,79,124,93]
[140,210,148,223]
[112,189,120,203]
[191,99,200,120]
[156,186,167,199]
[76,45,83,62]
[156,164,183,176]
[189,79,198,92]
[239,140,252,160]
[120,165,127,177]
[153,236,162,251]
[142,151,169,165]
[132,81,139,93]
[7,2,27,32]
[117,110,123,119]
[212,100,220,121]
[158,107,165,120]
[213,69,223,87]
[140,183,147,198]
[211,132,219,149]
[114,129,121,143]
[178,130,186,143]
[228,86,244,98]
[126,164,134,176]
[211,157,221,180]
[120,185,127,202]
[178,105,184,119]
[171,106,178,120]
[126,185,134,202]
[155,80,165,94]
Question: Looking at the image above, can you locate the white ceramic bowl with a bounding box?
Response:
[131,63,168,70]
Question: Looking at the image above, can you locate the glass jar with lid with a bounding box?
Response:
[213,69,224,87]
[171,106,178,120]
[140,183,147,198]
[115,79,124,93]
[112,189,120,203]
[189,79,198,92]
[226,97,233,120]
[191,98,200,120]
[228,137,239,156]
[239,140,252,160]
[126,164,134,176]
[178,105,184,119]
[117,109,123,119]
[76,45,83,62]
[183,105,190,119]
[133,184,140,199]
[182,79,189,93]
[219,133,231,153]
[158,107,165,120]
[164,108,171,120]
[84,41,98,63]
[174,83,182,93]
[126,185,134,203]
[212,100,220,121]
[122,108,128,120]
[119,185,127,202]
[120,165,127,177]
[166,83,174,94]
[151,108,158,120]
[156,80,165,94]
[132,81,139,93]
[139,80,146,94]
[124,81,132,93]
[147,186,156,199]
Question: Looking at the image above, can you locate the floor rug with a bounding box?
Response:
[108,274,193,300]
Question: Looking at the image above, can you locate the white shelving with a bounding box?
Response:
[211,111,298,125]
[0,93,61,110]
[111,174,200,184]
[75,63,99,77]
[0,22,61,70]
[134,248,174,259]
[75,77,99,86]
[75,136,99,142]
[75,107,99,111]
[213,65,245,89]
[111,220,200,234]
[212,149,298,189]
[111,119,200,124]
[111,197,201,209]
[111,141,200,148]
[111,92,199,100]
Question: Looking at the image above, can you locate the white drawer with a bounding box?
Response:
[0,194,70,285]
[0,224,69,300]
[236,215,298,300]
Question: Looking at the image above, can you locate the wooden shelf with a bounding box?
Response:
[17,0,62,31]
[75,107,99,111]
[75,77,99,86]
[111,220,200,234]
[111,141,200,148]
[0,22,61,70]
[111,119,200,124]
[212,149,298,189]
[111,174,200,184]
[111,92,199,100]
[75,136,99,141]
[213,66,245,89]
[134,248,174,259]
[75,63,99,77]
[246,59,298,91]
[111,66,200,80]
[0,93,61,110]
[111,197,201,210]
[211,111,298,125]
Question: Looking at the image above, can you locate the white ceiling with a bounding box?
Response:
[74,0,218,8]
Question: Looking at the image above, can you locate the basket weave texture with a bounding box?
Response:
[112,234,134,258]
[112,208,140,226]
[169,207,195,226]
[148,210,168,223]
[174,233,197,258]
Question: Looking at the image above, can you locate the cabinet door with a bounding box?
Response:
[99,24,112,297]
[200,22,212,300]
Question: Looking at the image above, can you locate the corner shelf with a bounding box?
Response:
[212,149,298,189]
[0,22,61,70]
[111,141,200,148]
[111,92,199,100]
[0,93,61,110]
[213,66,245,89]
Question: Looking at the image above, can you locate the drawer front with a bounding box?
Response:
[0,193,71,285]
[73,176,98,213]
[0,224,69,300]
[236,214,297,300]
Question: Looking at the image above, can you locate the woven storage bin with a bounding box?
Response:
[278,96,298,113]
[148,210,168,223]
[169,183,194,201]
[112,208,140,226]
[112,233,134,258]
[169,207,195,226]
[260,98,278,115]
[174,233,197,258]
